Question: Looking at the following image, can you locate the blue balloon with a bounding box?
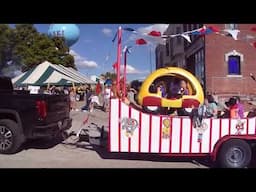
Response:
[48,24,80,47]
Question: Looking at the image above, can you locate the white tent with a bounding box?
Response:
[12,61,96,86]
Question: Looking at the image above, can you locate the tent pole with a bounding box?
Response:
[72,82,75,90]
[116,26,122,93]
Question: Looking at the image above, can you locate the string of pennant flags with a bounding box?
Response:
[109,25,256,70]
[111,25,256,47]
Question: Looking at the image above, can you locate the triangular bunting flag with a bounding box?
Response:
[224,29,240,40]
[112,62,118,69]
[123,27,136,32]
[181,34,191,43]
[208,26,220,33]
[148,30,162,37]
[136,38,147,45]
[112,31,118,43]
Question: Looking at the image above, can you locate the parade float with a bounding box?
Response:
[76,25,256,168]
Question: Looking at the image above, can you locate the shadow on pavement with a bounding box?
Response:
[93,145,213,168]
[60,128,213,168]
[22,137,63,150]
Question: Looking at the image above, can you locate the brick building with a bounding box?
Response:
[155,24,256,98]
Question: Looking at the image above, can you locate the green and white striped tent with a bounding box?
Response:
[12,61,96,87]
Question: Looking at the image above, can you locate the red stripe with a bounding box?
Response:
[199,141,202,153]
[209,118,213,152]
[246,118,249,135]
[138,112,142,152]
[179,118,183,153]
[159,116,163,153]
[189,119,193,153]
[108,98,111,152]
[219,119,222,139]
[169,117,173,153]
[128,107,132,152]
[199,119,204,153]
[118,99,121,152]
[254,117,256,135]
[149,114,152,153]
[228,118,231,135]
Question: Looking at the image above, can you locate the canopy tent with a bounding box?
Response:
[12,61,96,87]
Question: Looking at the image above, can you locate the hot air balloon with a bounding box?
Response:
[48,24,80,47]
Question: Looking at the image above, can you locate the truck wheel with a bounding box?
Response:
[0,119,25,154]
[218,139,252,168]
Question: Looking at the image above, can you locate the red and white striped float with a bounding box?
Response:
[109,98,256,157]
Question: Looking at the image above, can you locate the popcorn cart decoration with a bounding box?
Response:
[235,120,245,135]
[162,118,171,139]
[195,121,208,143]
[120,117,138,137]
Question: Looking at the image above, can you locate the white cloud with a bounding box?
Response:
[70,50,98,69]
[129,24,169,46]
[102,28,113,36]
[120,64,149,74]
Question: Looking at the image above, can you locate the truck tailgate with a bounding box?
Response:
[44,95,70,123]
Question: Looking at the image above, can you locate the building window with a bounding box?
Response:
[225,24,238,30]
[228,56,241,75]
[170,39,173,57]
[188,24,191,31]
[160,52,163,66]
[183,24,187,32]
[225,50,243,76]
[176,26,181,44]
[166,41,169,56]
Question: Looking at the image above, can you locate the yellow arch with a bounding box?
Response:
[137,67,204,108]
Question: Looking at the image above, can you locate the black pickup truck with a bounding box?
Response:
[0,76,72,154]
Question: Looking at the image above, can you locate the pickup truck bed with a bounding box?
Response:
[0,76,72,154]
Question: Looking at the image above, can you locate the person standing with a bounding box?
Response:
[225,97,239,119]
[103,84,111,112]
[88,90,100,113]
[95,80,102,96]
[234,96,244,118]
[205,95,218,118]
[69,88,76,111]
[81,86,92,111]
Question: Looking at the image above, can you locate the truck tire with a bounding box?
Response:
[0,119,25,154]
[218,139,252,168]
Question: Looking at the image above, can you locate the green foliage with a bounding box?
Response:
[0,24,14,71]
[101,71,116,80]
[0,24,76,75]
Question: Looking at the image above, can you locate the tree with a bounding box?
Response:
[0,24,16,76]
[0,24,77,77]
[12,24,76,72]
[101,72,116,80]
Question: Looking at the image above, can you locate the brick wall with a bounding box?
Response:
[205,24,256,96]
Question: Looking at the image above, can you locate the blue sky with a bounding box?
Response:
[33,24,169,81]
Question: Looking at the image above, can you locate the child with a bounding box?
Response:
[226,97,239,119]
